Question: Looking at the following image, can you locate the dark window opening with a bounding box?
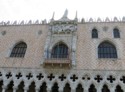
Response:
[5,81,14,92]
[39,82,47,92]
[51,43,68,58]
[92,29,98,38]
[52,83,59,92]
[16,81,24,92]
[76,84,84,92]
[89,84,97,92]
[102,85,110,92]
[98,42,117,58]
[115,85,123,92]
[113,28,120,38]
[10,42,27,58]
[63,83,71,92]
[27,82,35,92]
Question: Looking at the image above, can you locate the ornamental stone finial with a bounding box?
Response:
[122,16,125,21]
[75,11,78,21]
[75,11,77,18]
[62,9,68,18]
[52,12,55,20]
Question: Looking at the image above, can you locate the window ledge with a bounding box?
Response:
[97,58,120,61]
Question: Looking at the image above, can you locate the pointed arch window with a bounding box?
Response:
[51,43,68,58]
[98,41,117,58]
[10,42,27,58]
[113,28,120,38]
[92,28,98,38]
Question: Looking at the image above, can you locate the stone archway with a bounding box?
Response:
[5,81,14,92]
[89,84,96,92]
[16,81,24,92]
[39,82,47,92]
[102,85,110,92]
[115,85,123,92]
[63,83,71,92]
[27,82,35,92]
[76,84,83,92]
[52,83,59,92]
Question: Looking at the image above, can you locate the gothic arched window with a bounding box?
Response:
[113,28,120,38]
[10,42,27,58]
[51,43,68,58]
[92,28,98,38]
[98,41,117,58]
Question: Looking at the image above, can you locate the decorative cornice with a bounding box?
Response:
[0,17,125,26]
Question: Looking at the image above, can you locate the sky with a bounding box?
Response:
[0,0,125,22]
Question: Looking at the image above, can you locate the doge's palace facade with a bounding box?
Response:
[0,10,125,92]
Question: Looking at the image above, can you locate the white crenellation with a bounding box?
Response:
[0,17,124,26]
[89,18,93,22]
[97,18,102,22]
[0,16,125,26]
[122,16,125,22]
[114,17,119,22]
[35,20,39,24]
[20,20,24,25]
[105,17,110,22]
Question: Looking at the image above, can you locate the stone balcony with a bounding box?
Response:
[43,57,71,68]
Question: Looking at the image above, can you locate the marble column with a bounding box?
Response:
[71,88,75,92]
[84,87,89,92]
[35,88,40,92]
[110,87,115,92]
[35,85,40,92]
[2,85,7,92]
[47,88,51,92]
[24,87,29,92]
[97,87,101,92]
[13,86,18,92]
[59,87,63,92]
